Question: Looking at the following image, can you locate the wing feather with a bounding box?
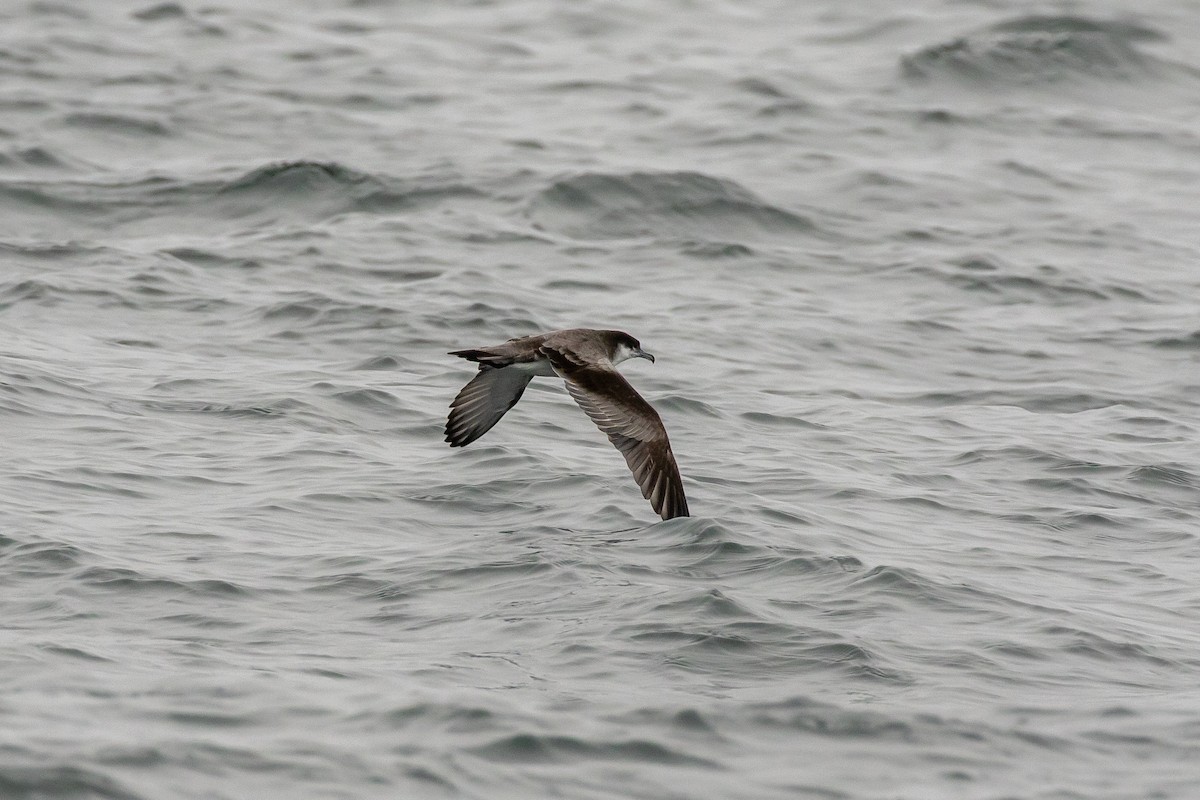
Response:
[444,367,533,447]
[541,346,689,520]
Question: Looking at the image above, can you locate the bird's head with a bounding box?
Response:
[610,331,655,365]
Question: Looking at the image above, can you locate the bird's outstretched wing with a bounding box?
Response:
[541,346,689,520]
[445,367,533,447]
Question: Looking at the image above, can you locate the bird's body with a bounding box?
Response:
[445,328,689,520]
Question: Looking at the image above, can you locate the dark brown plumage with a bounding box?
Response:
[445,329,689,521]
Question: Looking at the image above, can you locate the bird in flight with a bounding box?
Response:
[445,328,689,520]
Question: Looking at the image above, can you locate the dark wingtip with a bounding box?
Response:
[445,423,478,448]
[659,504,690,521]
[655,485,690,520]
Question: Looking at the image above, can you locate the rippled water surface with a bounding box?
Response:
[3,1,1200,798]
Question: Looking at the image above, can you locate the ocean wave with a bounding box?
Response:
[905,257,1160,304]
[76,566,249,597]
[653,395,722,417]
[469,732,718,767]
[747,696,918,740]
[1128,464,1195,489]
[132,3,188,23]
[887,387,1137,413]
[526,170,815,242]
[0,276,134,312]
[0,145,90,172]
[0,763,145,800]
[350,355,408,370]
[1151,330,1200,350]
[137,400,287,417]
[61,112,172,137]
[0,356,107,417]
[0,160,480,238]
[902,15,1175,87]
[678,240,756,258]
[254,292,406,333]
[212,161,481,219]
[617,612,903,682]
[2,535,89,577]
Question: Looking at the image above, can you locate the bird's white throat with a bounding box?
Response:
[613,342,639,364]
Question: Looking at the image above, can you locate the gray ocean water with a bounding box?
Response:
[3,1,1199,798]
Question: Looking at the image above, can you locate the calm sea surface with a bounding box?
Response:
[2,1,1199,798]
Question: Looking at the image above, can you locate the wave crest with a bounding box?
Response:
[527,170,813,241]
[902,15,1172,86]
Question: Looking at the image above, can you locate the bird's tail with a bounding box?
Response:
[448,348,514,369]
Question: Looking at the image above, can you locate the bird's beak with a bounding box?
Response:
[635,348,655,363]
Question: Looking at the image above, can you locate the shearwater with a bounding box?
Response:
[445,329,689,520]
